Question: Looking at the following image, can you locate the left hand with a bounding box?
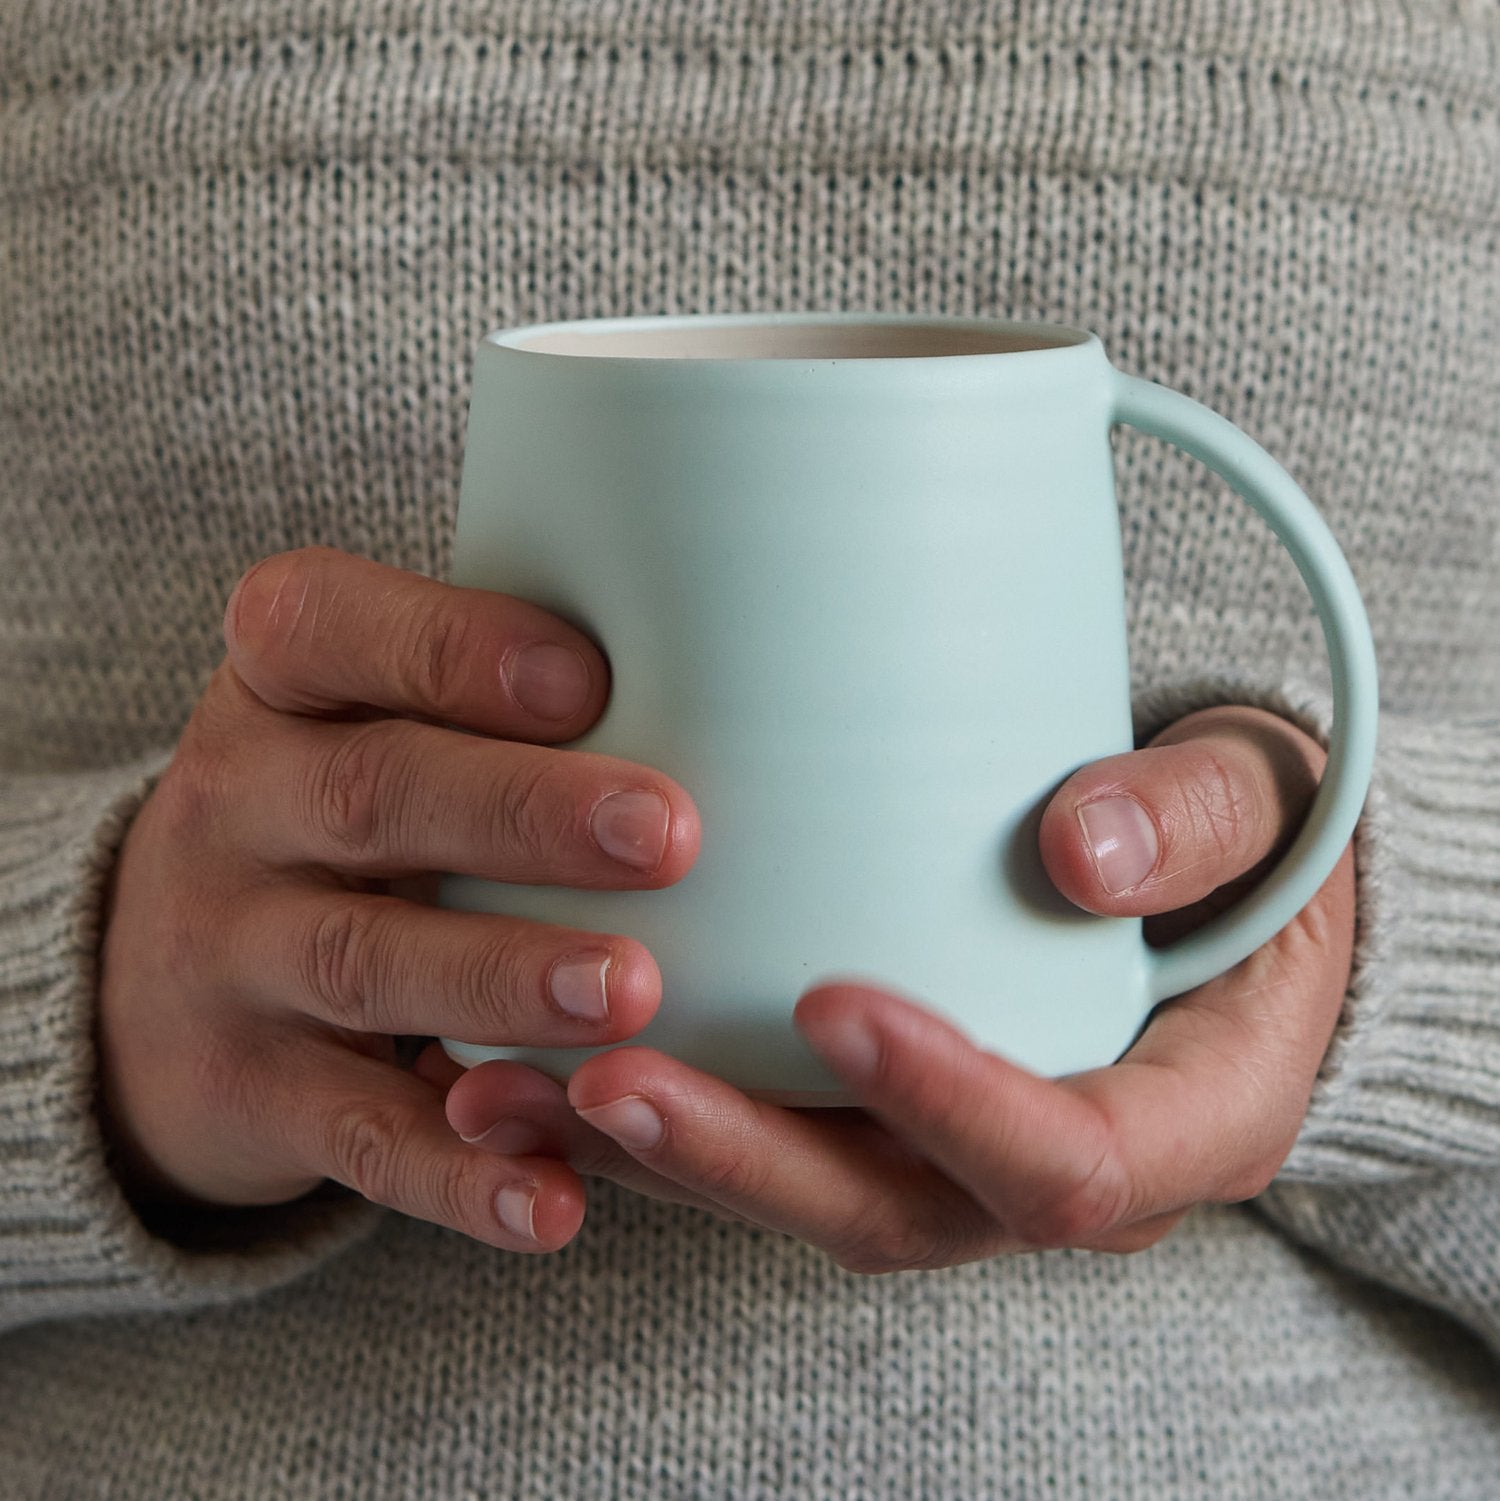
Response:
[427,704,1355,1269]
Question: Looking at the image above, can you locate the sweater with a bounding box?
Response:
[2,2,1499,1496]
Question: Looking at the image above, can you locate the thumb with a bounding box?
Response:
[1037,704,1327,919]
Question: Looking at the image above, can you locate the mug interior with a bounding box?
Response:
[510,319,1090,360]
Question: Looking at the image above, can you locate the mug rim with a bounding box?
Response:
[485,310,1103,364]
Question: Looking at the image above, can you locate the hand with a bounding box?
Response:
[97,546,700,1251]
[439,704,1354,1268]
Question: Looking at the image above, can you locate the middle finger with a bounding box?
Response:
[240,713,700,885]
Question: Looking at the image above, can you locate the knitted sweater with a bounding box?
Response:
[2,2,1499,1496]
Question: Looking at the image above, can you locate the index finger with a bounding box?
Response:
[794,843,1354,1246]
[223,546,609,741]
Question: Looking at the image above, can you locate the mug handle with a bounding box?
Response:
[1108,373,1380,1005]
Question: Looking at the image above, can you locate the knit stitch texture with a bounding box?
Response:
[1,2,1498,1496]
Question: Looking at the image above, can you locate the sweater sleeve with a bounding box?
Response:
[1132,675,1500,1353]
[0,751,383,1337]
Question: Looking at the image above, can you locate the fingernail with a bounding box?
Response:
[1078,795,1159,894]
[506,642,591,720]
[463,1116,548,1156]
[549,951,612,1022]
[590,789,670,871]
[576,1094,664,1151]
[496,1180,538,1241]
[802,1014,881,1083]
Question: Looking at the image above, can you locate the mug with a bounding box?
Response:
[437,312,1377,1103]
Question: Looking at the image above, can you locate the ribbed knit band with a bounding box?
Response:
[0,753,379,1331]
[1288,707,1500,1182]
[1134,679,1500,1187]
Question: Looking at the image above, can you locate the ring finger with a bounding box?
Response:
[231,883,662,1046]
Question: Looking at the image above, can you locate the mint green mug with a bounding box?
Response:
[438,312,1377,1103]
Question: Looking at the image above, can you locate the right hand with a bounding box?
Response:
[96,546,700,1251]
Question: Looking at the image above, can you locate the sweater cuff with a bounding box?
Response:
[1132,676,1500,1187]
[0,752,382,1333]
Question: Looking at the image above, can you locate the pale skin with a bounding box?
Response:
[97,546,1354,1269]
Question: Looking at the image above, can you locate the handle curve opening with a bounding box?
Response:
[1109,373,1379,1005]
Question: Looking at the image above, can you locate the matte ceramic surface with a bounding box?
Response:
[438,313,1377,1102]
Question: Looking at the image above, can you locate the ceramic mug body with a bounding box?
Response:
[438,313,1377,1102]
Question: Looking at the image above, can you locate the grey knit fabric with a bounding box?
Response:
[2,2,1499,1496]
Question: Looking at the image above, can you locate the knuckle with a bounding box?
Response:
[426,1148,491,1235]
[153,726,236,846]
[1285,877,1347,959]
[303,900,381,1028]
[694,1137,773,1202]
[487,758,564,871]
[831,1205,940,1277]
[1010,1191,1112,1251]
[328,1097,410,1210]
[450,929,533,1035]
[307,721,406,861]
[1009,1149,1131,1250]
[402,600,474,711]
[329,1098,492,1233]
